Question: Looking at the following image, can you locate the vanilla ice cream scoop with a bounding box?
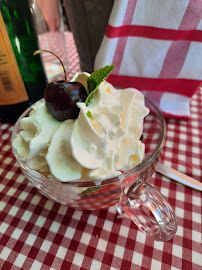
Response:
[13,72,149,181]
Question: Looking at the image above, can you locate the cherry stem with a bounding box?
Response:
[33,49,67,82]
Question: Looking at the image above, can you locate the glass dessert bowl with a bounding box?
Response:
[12,98,177,241]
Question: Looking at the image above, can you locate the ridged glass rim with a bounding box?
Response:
[11,98,166,187]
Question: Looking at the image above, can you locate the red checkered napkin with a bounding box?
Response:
[95,0,202,119]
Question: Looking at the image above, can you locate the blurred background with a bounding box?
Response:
[30,0,114,81]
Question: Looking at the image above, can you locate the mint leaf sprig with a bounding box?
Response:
[86,111,93,119]
[82,186,103,194]
[85,65,114,106]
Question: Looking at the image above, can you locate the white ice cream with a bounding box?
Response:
[13,72,149,181]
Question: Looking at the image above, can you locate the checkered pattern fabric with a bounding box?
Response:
[38,31,69,67]
[95,0,202,119]
[0,31,201,270]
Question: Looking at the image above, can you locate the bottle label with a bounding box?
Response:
[0,11,28,105]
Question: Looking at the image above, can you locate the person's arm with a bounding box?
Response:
[37,0,60,31]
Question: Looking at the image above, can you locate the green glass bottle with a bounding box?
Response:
[0,0,47,123]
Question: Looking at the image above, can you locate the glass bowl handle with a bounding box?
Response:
[116,182,178,241]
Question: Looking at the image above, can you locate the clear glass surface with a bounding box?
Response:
[29,0,68,82]
[12,98,178,241]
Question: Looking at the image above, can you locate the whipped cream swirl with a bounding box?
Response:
[13,73,149,181]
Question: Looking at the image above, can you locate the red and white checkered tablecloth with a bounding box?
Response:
[0,32,202,270]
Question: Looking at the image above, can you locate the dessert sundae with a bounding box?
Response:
[13,51,149,183]
[12,52,179,242]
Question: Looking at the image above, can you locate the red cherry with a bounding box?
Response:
[44,81,87,121]
[33,49,87,121]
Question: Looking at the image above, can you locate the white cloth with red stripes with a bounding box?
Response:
[95,0,202,119]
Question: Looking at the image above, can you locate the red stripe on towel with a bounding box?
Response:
[106,25,202,42]
[112,0,137,74]
[159,0,202,78]
[107,74,201,97]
